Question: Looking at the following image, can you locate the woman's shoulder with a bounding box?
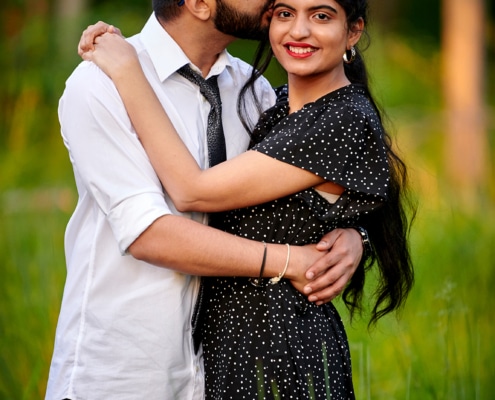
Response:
[313,84,381,128]
[318,84,368,111]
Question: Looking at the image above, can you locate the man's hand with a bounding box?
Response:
[78,21,123,57]
[302,228,363,305]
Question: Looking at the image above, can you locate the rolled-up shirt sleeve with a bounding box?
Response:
[59,61,171,253]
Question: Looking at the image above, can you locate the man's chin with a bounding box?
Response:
[235,27,268,41]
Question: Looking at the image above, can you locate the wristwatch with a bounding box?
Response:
[353,226,372,259]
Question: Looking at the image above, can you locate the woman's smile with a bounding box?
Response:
[285,42,318,58]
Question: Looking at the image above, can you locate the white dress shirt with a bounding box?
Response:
[46,14,276,400]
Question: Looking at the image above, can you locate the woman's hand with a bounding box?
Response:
[78,21,123,57]
[80,32,141,84]
[77,21,139,83]
[285,244,324,295]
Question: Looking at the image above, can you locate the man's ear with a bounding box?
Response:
[183,0,212,21]
[348,17,364,48]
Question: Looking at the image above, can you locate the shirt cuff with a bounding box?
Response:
[107,192,171,255]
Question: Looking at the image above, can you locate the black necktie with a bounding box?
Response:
[177,65,226,167]
[177,65,227,353]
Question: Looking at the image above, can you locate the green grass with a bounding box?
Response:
[340,207,495,400]
[0,191,69,399]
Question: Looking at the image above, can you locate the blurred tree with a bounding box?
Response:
[369,0,400,32]
[371,0,441,43]
[55,0,88,58]
[57,0,87,16]
[442,0,490,207]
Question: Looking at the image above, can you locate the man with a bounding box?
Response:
[46,0,365,398]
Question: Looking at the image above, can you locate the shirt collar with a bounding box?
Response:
[140,13,234,82]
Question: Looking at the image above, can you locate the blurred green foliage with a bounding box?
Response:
[0,0,494,399]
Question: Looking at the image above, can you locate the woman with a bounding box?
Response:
[81,0,414,398]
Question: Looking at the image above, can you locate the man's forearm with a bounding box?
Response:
[128,214,309,280]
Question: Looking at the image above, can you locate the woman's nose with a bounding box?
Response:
[289,17,310,40]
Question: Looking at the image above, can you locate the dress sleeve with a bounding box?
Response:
[251,102,390,200]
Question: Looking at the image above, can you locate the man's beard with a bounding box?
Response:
[213,0,270,40]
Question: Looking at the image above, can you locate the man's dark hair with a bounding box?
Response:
[152,0,183,21]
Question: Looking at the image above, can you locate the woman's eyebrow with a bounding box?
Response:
[272,3,338,14]
[272,3,295,11]
[308,5,338,14]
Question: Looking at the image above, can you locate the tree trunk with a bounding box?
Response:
[442,0,489,207]
[55,0,88,58]
[370,0,401,32]
[57,0,87,18]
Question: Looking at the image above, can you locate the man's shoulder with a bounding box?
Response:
[60,61,123,121]
[65,61,111,92]
[65,33,143,92]
[225,52,253,72]
[127,32,145,52]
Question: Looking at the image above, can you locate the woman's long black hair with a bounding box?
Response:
[237,0,415,326]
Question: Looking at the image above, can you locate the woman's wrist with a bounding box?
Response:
[112,57,143,85]
[254,243,298,282]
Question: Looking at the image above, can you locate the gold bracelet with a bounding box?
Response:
[268,243,290,285]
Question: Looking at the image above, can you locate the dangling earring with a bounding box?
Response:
[343,46,356,64]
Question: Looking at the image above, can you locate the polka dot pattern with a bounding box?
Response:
[201,84,389,399]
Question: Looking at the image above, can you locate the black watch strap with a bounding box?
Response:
[353,226,372,259]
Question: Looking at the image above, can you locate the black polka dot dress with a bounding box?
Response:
[201,84,390,400]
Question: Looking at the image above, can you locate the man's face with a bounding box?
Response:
[213,0,273,40]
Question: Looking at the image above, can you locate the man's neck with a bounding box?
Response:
[158,16,236,77]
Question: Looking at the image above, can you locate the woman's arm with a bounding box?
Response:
[85,33,342,212]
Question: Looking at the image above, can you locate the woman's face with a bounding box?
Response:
[269,0,362,82]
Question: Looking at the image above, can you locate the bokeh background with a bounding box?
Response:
[1,0,494,398]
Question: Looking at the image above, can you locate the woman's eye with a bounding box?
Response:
[314,13,330,21]
[277,10,292,18]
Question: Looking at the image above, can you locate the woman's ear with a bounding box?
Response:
[348,17,365,48]
[183,0,212,21]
